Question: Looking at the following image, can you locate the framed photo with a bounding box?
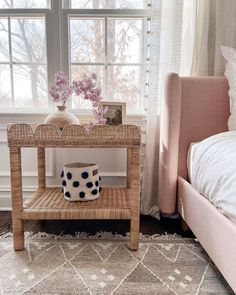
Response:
[101,101,126,126]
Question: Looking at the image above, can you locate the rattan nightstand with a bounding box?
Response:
[7,124,141,251]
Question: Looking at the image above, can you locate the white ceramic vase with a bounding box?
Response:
[44,105,79,130]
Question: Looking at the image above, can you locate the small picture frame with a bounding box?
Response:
[101,101,126,126]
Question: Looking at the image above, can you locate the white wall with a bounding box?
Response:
[0,113,146,210]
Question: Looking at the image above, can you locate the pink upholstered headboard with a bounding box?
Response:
[159,73,230,214]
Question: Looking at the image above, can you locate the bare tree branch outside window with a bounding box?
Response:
[69,0,143,109]
[0,0,47,108]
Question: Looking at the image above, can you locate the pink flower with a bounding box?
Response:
[49,71,107,126]
[72,73,107,125]
[49,71,72,105]
[91,73,97,80]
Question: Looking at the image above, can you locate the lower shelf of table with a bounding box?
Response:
[22,187,131,220]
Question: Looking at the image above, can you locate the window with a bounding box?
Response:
[0,16,47,108]
[0,0,49,109]
[0,0,50,9]
[69,17,143,110]
[70,0,145,9]
[0,0,150,113]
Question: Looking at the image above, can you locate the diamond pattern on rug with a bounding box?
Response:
[154,243,181,262]
[185,244,211,263]
[0,240,13,258]
[60,241,84,260]
[143,245,209,295]
[71,244,138,294]
[125,242,149,261]
[116,263,172,295]
[24,262,89,295]
[0,244,65,294]
[28,241,56,261]
[0,238,233,295]
[91,242,121,261]
[197,264,235,295]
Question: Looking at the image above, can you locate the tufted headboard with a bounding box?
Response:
[158,73,230,214]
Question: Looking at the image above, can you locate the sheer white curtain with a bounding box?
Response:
[140,0,161,218]
[191,0,236,76]
[142,0,236,218]
[142,0,193,218]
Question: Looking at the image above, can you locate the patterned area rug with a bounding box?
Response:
[0,233,233,295]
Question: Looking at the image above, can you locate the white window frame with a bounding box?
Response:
[61,8,149,114]
[0,14,47,109]
[0,0,61,114]
[0,0,149,116]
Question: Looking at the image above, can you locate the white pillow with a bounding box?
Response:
[221,45,236,130]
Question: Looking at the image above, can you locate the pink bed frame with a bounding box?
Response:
[159,73,236,292]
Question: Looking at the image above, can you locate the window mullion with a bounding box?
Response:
[71,63,105,66]
[104,16,108,101]
[63,12,71,108]
[46,0,62,111]
[8,16,15,108]
[63,9,149,17]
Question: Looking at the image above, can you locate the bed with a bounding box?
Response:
[159,73,236,293]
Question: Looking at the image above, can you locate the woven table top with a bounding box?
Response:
[7,124,141,148]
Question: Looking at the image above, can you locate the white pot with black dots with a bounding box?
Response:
[61,163,101,201]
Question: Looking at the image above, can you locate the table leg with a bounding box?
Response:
[38,147,46,189]
[127,147,131,188]
[9,147,24,250]
[129,147,141,251]
[130,212,140,250]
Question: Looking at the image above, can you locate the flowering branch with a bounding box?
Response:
[49,71,108,127]
[49,71,73,106]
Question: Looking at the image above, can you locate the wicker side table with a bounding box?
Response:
[7,124,141,251]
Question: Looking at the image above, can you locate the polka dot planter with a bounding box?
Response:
[61,163,100,201]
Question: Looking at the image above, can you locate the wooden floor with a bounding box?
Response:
[0,211,194,238]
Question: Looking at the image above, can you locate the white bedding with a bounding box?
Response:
[187,142,199,184]
[188,131,236,224]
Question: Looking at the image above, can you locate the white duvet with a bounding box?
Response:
[189,131,236,224]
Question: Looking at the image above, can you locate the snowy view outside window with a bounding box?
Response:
[70,0,145,9]
[0,0,49,8]
[0,0,147,111]
[70,17,143,109]
[0,16,47,108]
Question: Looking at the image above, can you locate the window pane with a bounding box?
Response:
[0,0,50,8]
[11,17,46,63]
[13,65,48,108]
[0,18,9,62]
[114,0,145,8]
[70,0,105,9]
[107,66,141,108]
[71,65,105,109]
[0,64,12,108]
[70,0,145,9]
[108,18,143,64]
[70,18,105,63]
